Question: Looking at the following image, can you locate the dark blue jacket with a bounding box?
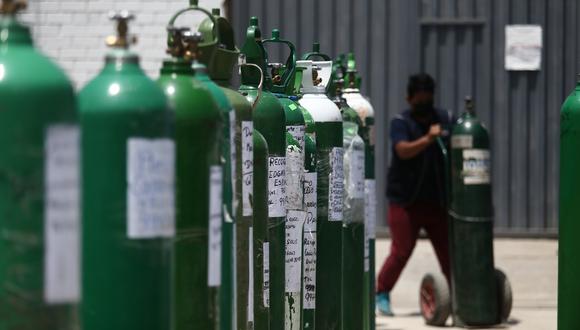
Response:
[386,108,454,206]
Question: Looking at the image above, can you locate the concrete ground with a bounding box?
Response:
[375,238,557,330]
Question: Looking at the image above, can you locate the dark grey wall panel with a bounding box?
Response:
[230,0,574,236]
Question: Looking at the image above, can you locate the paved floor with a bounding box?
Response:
[374,238,557,330]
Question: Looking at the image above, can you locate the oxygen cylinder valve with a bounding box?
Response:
[312,65,323,86]
[106,10,137,49]
[182,30,203,61]
[0,0,26,15]
[166,26,190,58]
[465,96,475,114]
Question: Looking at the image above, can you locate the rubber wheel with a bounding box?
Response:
[495,268,513,323]
[420,273,451,327]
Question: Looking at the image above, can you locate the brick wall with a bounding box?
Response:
[19,0,224,89]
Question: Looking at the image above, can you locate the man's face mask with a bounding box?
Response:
[412,100,434,116]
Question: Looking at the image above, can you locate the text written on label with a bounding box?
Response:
[127,138,175,239]
[44,125,81,304]
[242,122,253,216]
[286,210,306,293]
[208,166,223,287]
[268,156,286,218]
[328,148,344,221]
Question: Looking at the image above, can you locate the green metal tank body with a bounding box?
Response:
[301,134,318,330]
[253,129,270,330]
[284,132,304,330]
[297,57,344,330]
[262,28,308,328]
[343,71,377,330]
[340,104,365,330]
[79,48,172,330]
[449,107,497,326]
[157,58,223,330]
[240,17,287,330]
[198,8,254,329]
[559,78,580,330]
[199,68,235,330]
[241,86,286,330]
[0,12,78,329]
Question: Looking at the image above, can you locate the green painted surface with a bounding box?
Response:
[253,129,270,330]
[80,48,172,330]
[559,80,580,330]
[341,118,365,330]
[0,14,78,330]
[241,17,287,330]
[313,121,343,330]
[302,135,317,330]
[449,107,497,326]
[158,57,226,330]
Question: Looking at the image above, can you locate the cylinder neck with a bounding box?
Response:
[0,17,32,46]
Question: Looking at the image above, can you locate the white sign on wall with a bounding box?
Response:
[505,25,542,71]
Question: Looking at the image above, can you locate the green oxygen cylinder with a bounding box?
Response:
[559,75,580,330]
[302,133,318,330]
[253,129,270,329]
[262,28,307,330]
[298,43,344,330]
[157,21,224,329]
[198,8,255,329]
[240,16,287,330]
[449,97,497,326]
[0,1,79,328]
[79,12,173,330]
[331,76,365,330]
[341,53,377,330]
[284,132,305,330]
[296,65,318,329]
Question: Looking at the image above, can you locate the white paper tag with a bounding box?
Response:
[229,111,237,213]
[302,232,316,309]
[127,138,175,239]
[285,210,306,293]
[268,156,286,218]
[365,179,376,240]
[242,122,254,216]
[263,241,270,308]
[44,125,80,304]
[286,145,304,210]
[350,148,365,199]
[462,149,491,185]
[328,148,344,221]
[248,227,254,322]
[451,135,473,149]
[287,125,305,151]
[208,166,223,287]
[303,173,317,232]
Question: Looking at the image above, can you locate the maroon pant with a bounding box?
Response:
[377,201,451,293]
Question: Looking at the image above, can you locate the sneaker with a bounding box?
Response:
[376,292,394,316]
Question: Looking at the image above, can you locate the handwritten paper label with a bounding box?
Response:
[44,125,80,304]
[302,232,316,309]
[287,125,306,151]
[286,210,306,293]
[127,138,175,239]
[365,179,377,240]
[248,227,254,322]
[263,241,270,307]
[286,145,304,210]
[350,148,365,198]
[242,122,254,216]
[303,173,317,232]
[268,156,286,218]
[208,166,223,287]
[328,148,344,221]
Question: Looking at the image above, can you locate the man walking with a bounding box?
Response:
[376,73,453,316]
